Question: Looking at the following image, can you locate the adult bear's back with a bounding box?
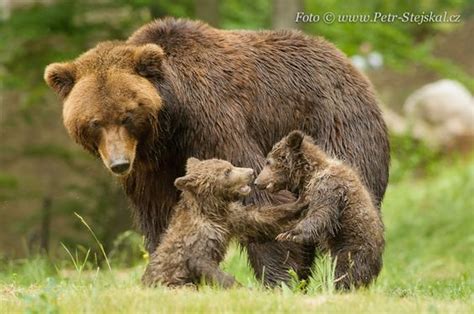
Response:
[128,18,389,207]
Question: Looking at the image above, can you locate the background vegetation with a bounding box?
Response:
[0,0,472,312]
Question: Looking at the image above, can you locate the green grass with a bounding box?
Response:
[1,158,473,313]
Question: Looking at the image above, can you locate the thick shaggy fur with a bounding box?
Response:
[44,18,389,285]
[254,131,385,289]
[142,158,254,288]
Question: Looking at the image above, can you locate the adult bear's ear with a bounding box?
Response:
[174,175,196,191]
[44,63,76,98]
[134,44,165,79]
[286,130,305,151]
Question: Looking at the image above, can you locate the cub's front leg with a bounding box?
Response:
[229,197,308,239]
[187,259,238,288]
[276,185,344,244]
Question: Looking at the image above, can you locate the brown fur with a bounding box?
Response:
[142,157,254,288]
[44,18,389,285]
[254,131,385,290]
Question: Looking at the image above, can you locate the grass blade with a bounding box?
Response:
[74,212,112,271]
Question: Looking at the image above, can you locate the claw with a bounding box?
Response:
[275,232,290,242]
[276,228,308,243]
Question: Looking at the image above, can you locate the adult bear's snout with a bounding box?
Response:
[98,126,137,176]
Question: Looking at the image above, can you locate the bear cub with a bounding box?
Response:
[142,157,254,288]
[255,130,385,289]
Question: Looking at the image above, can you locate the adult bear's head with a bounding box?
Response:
[44,42,165,176]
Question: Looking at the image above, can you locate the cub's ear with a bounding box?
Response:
[186,157,200,169]
[174,175,195,191]
[286,130,305,151]
[134,44,165,79]
[44,63,76,98]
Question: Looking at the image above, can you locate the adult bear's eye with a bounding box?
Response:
[90,119,101,129]
[121,113,133,126]
[224,168,231,177]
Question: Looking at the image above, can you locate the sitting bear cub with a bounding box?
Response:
[142,157,254,288]
[255,130,385,290]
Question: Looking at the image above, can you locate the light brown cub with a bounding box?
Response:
[142,157,254,288]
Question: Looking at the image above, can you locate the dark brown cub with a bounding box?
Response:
[255,130,385,290]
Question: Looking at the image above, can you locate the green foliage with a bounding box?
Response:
[283,269,308,294]
[389,133,442,183]
[74,213,112,271]
[0,173,18,201]
[19,278,60,314]
[379,157,474,299]
[0,256,56,286]
[60,242,92,275]
[221,0,271,29]
[108,231,147,267]
[307,253,337,294]
[304,0,473,90]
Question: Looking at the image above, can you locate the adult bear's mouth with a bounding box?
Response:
[238,185,252,195]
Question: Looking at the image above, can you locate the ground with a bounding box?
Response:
[0,157,473,313]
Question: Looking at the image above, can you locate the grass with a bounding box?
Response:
[1,158,473,313]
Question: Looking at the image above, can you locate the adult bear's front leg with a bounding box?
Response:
[243,189,315,285]
[245,240,315,285]
[123,161,182,253]
[228,144,315,286]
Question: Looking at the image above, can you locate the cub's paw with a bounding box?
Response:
[222,276,239,289]
[141,273,158,287]
[275,227,311,244]
[141,268,162,288]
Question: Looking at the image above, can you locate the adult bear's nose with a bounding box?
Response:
[110,160,130,174]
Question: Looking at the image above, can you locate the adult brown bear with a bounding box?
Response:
[44,18,389,285]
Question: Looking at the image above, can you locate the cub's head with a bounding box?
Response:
[255,130,316,193]
[44,42,165,176]
[174,158,254,202]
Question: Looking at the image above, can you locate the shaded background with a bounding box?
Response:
[0,0,472,263]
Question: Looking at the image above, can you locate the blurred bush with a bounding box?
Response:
[108,230,147,267]
[389,133,441,183]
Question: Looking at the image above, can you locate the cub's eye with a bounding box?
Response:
[224,169,231,177]
[90,120,101,129]
[265,159,271,166]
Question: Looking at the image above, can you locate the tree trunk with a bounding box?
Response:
[40,197,52,253]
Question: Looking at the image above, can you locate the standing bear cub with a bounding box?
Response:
[142,157,254,288]
[255,131,385,290]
